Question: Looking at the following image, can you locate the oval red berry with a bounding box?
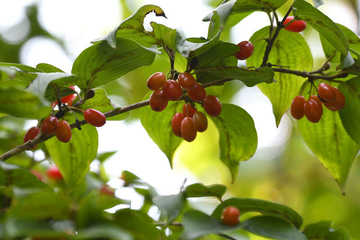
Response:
[84,109,106,127]
[234,41,254,60]
[56,120,72,143]
[290,95,306,120]
[221,206,240,225]
[41,116,59,135]
[283,16,306,32]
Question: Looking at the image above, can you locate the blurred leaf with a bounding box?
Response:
[298,108,359,192]
[9,168,49,189]
[0,87,51,119]
[153,191,186,224]
[211,104,257,181]
[44,124,98,186]
[140,94,183,167]
[211,198,303,229]
[293,0,349,57]
[36,63,64,73]
[247,26,313,125]
[74,224,133,240]
[180,210,239,240]
[195,42,274,87]
[79,89,129,121]
[242,216,307,240]
[0,62,41,73]
[185,183,226,199]
[313,0,324,8]
[303,221,351,240]
[97,151,117,163]
[72,38,157,92]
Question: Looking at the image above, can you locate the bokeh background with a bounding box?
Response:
[1,0,360,239]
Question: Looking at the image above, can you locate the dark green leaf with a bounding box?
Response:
[339,78,360,145]
[74,224,133,240]
[247,26,313,125]
[44,124,98,186]
[36,63,64,73]
[293,0,349,56]
[211,104,257,181]
[140,95,183,167]
[9,168,49,189]
[211,198,303,229]
[153,191,186,224]
[185,183,226,199]
[242,216,307,240]
[298,106,359,192]
[303,221,351,240]
[180,210,239,240]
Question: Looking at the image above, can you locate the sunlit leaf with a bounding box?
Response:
[211,104,257,181]
[247,26,313,125]
[298,108,359,192]
[36,63,64,73]
[303,221,351,240]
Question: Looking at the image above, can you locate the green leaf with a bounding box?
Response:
[0,87,51,119]
[44,124,98,186]
[338,78,360,145]
[72,38,157,92]
[195,42,274,87]
[153,191,186,224]
[247,26,313,125]
[74,225,133,240]
[9,169,49,189]
[36,63,64,73]
[303,221,351,240]
[242,216,307,240]
[140,95,183,167]
[185,183,226,199]
[180,210,239,240]
[298,107,359,192]
[211,198,303,229]
[211,104,257,181]
[79,89,129,121]
[97,151,117,163]
[293,0,349,57]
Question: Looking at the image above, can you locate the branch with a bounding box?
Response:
[271,67,349,81]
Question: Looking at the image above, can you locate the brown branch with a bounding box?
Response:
[271,67,349,81]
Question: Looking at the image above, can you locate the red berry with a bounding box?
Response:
[147,72,166,91]
[182,103,197,117]
[84,109,106,127]
[283,16,306,32]
[186,83,206,102]
[309,95,323,107]
[51,86,76,108]
[317,83,336,102]
[178,72,196,90]
[163,80,183,101]
[172,113,185,137]
[234,41,254,60]
[46,166,63,181]
[323,87,345,111]
[290,95,306,120]
[221,206,240,225]
[203,95,222,117]
[41,116,59,135]
[149,89,168,112]
[56,120,72,143]
[192,111,208,132]
[23,126,40,149]
[181,117,197,142]
[304,99,323,123]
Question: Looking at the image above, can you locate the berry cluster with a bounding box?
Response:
[147,71,222,142]
[221,206,240,225]
[291,83,345,123]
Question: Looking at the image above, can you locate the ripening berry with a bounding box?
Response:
[186,83,206,102]
[192,111,208,132]
[163,80,183,101]
[84,109,106,127]
[46,166,63,181]
[23,126,40,149]
[41,116,59,135]
[304,99,323,123]
[221,206,240,225]
[283,16,306,32]
[172,113,185,137]
[323,87,345,111]
[147,72,166,91]
[181,117,197,142]
[203,95,222,117]
[56,120,72,143]
[290,95,306,120]
[178,72,196,90]
[149,89,168,112]
[309,95,323,107]
[51,86,76,108]
[234,41,254,60]
[182,103,197,117]
[317,83,336,102]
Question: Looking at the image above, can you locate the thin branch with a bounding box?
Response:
[271,67,349,81]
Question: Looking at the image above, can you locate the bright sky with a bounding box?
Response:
[1,0,358,195]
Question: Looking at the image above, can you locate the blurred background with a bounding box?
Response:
[0,0,359,239]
